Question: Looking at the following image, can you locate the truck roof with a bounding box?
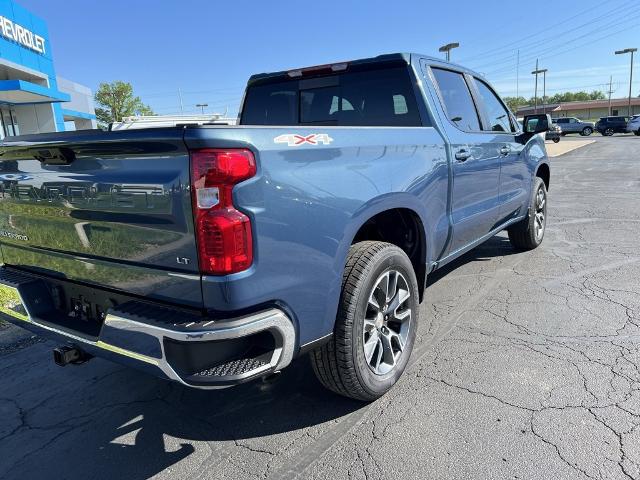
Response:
[247,52,483,86]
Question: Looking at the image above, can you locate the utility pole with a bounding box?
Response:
[542,69,547,113]
[531,60,548,115]
[438,42,460,62]
[196,103,208,115]
[615,48,637,117]
[532,62,548,114]
[533,60,539,113]
[607,76,613,116]
[516,49,520,100]
[178,88,184,114]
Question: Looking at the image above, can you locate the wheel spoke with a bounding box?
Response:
[363,329,379,363]
[380,332,396,367]
[368,295,380,311]
[388,271,398,302]
[364,317,377,332]
[373,338,384,370]
[394,308,411,322]
[379,272,390,303]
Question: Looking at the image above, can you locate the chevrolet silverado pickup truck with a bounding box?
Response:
[0,53,551,401]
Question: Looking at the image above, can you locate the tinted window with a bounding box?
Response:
[241,67,422,126]
[431,68,480,131]
[556,118,568,124]
[473,78,514,133]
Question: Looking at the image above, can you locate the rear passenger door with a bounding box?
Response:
[429,67,502,255]
[469,77,526,225]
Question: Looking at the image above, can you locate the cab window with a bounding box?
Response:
[431,68,481,131]
[473,78,515,133]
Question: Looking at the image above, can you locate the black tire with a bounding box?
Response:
[508,177,547,251]
[581,127,593,136]
[553,137,560,143]
[310,241,419,401]
[604,127,614,136]
[635,130,640,136]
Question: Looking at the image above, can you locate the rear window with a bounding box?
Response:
[240,66,423,126]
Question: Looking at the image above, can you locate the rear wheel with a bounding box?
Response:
[552,137,560,143]
[581,127,593,136]
[508,177,547,250]
[310,241,418,401]
[635,130,640,136]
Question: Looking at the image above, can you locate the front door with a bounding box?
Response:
[469,77,526,224]
[429,67,502,255]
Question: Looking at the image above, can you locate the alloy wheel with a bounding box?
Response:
[363,269,412,376]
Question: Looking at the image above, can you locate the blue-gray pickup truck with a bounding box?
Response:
[0,53,550,400]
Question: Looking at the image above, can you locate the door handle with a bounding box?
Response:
[499,145,511,155]
[455,149,471,161]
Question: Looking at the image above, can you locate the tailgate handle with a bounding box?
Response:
[31,147,76,165]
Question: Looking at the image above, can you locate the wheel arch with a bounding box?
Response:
[339,196,429,302]
[536,162,550,191]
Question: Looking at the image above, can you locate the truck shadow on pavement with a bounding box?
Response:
[1,234,525,480]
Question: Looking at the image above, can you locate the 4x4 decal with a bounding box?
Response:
[274,133,333,147]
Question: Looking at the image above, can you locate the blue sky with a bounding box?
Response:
[18,0,640,116]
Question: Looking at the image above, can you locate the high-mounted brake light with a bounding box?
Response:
[190,149,256,275]
[286,61,349,78]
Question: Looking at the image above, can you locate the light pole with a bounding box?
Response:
[196,103,208,115]
[615,48,637,117]
[438,42,459,62]
[531,60,547,114]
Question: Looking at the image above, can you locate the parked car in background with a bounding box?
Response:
[627,114,640,136]
[546,122,561,143]
[596,116,629,136]
[552,117,594,136]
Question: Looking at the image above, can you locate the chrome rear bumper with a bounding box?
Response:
[0,267,295,388]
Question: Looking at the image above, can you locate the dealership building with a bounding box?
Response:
[517,97,640,120]
[0,0,96,138]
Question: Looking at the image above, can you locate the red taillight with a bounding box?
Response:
[190,149,256,275]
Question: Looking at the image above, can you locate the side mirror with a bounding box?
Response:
[523,114,551,133]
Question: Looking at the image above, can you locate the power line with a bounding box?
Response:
[474,8,640,73]
[484,16,640,79]
[458,0,625,64]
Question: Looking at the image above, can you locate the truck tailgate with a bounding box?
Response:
[0,129,202,308]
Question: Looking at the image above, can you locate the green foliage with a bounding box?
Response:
[504,90,606,113]
[503,96,528,113]
[94,81,154,127]
[547,90,606,104]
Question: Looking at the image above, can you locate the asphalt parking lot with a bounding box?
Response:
[1,134,640,480]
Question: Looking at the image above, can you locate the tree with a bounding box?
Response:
[505,90,607,114]
[503,96,528,113]
[94,81,154,126]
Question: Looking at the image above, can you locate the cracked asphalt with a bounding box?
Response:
[1,135,640,480]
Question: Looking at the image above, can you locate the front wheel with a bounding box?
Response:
[604,128,614,136]
[581,127,593,136]
[310,241,419,401]
[553,137,560,143]
[508,177,547,250]
[635,130,640,136]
